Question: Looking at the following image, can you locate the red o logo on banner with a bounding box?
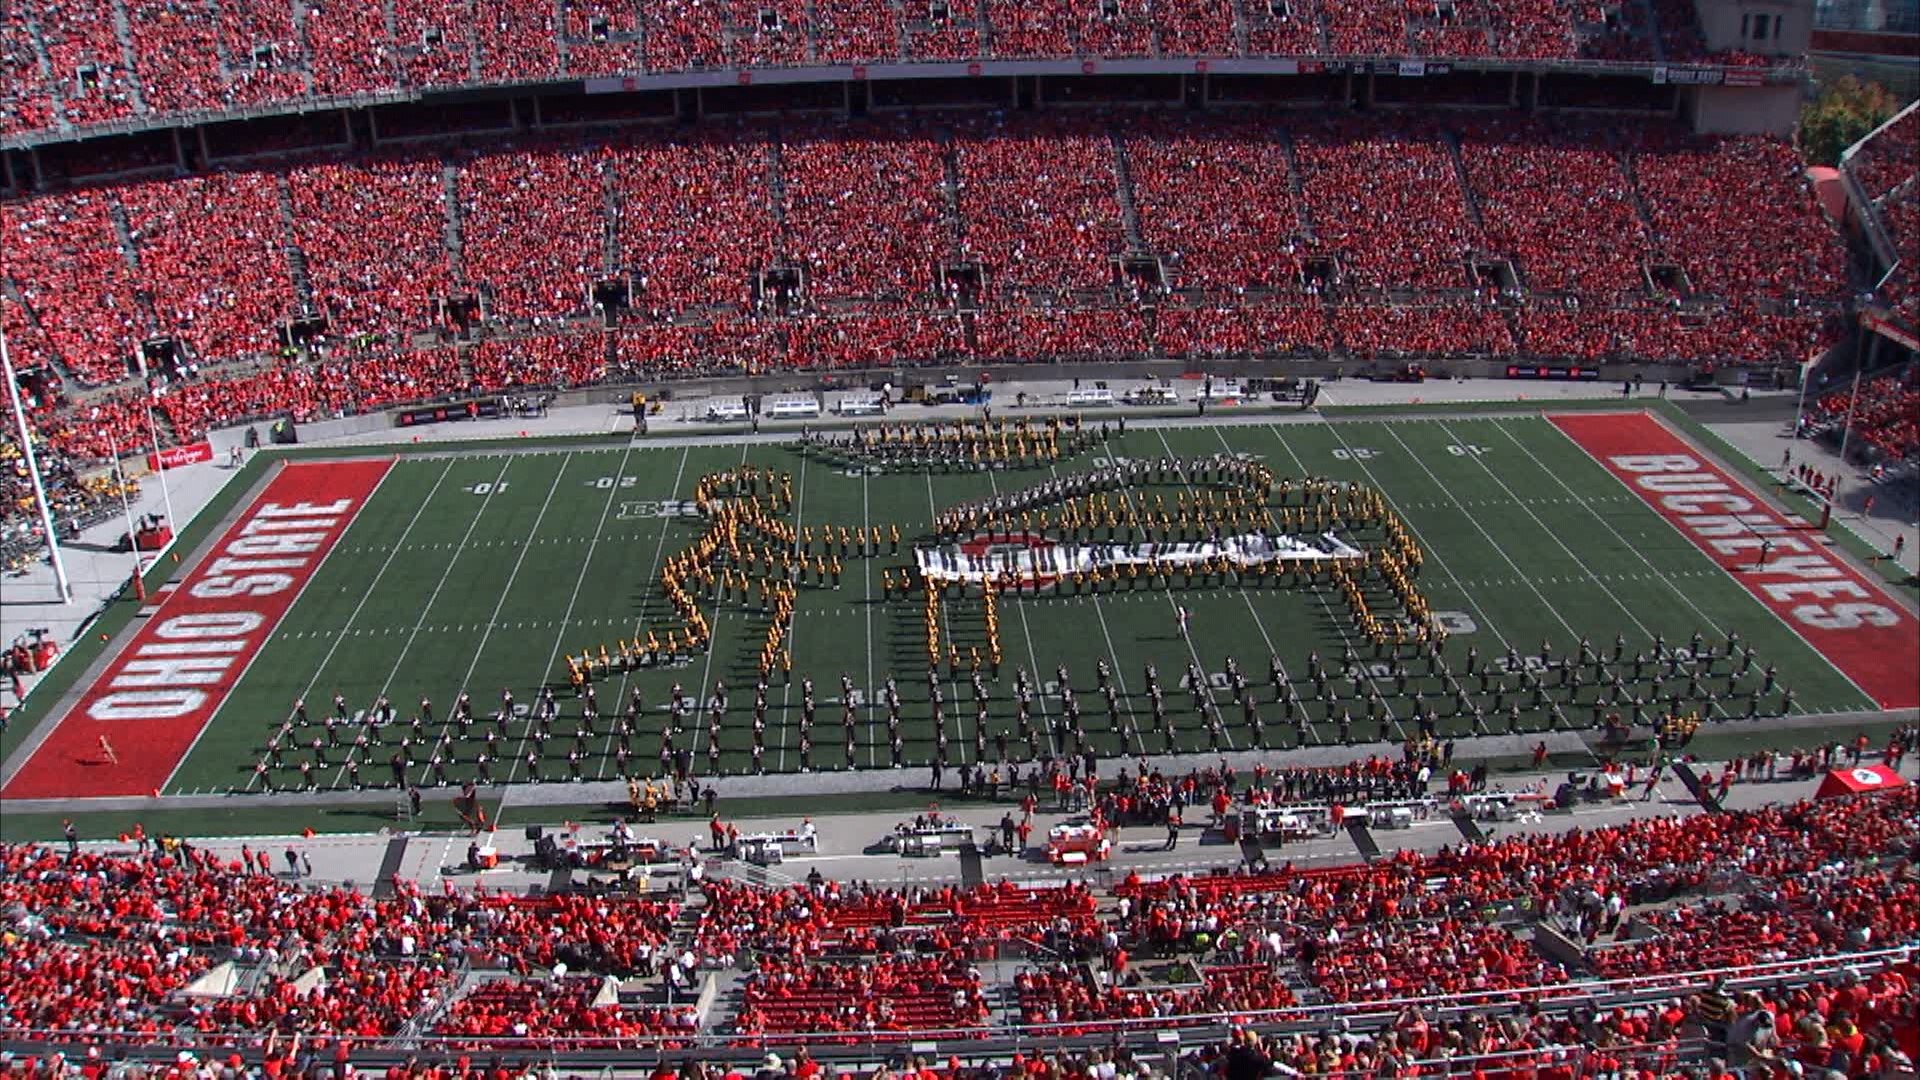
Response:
[1081,60,1096,74]
[1195,60,1208,74]
[852,65,867,80]
[737,71,753,85]
[967,62,982,76]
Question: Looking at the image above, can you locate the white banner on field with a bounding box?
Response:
[915,532,1363,586]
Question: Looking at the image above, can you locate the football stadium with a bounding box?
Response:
[1,0,1918,1074]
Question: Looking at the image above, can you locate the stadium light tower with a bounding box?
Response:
[0,312,75,604]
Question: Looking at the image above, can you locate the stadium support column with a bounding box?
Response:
[0,314,74,603]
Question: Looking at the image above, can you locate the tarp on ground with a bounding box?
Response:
[1813,764,1909,800]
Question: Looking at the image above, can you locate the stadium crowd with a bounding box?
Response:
[0,778,1911,1065]
[0,112,1850,471]
[1807,369,1920,464]
[0,0,1794,139]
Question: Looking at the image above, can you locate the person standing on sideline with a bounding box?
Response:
[1164,812,1180,851]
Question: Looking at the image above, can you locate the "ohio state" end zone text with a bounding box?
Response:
[1,459,391,799]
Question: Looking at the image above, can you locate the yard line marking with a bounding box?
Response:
[987,465,1144,759]
[862,465,878,769]
[599,446,693,781]
[686,443,753,777]
[924,468,972,767]
[431,452,576,788]
[1145,428,1243,751]
[1487,419,1751,718]
[493,446,641,793]
[1438,418,1672,649]
[777,444,809,773]
[329,457,514,790]
[1312,423,1562,741]
[1226,427,1406,745]
[1381,424,1585,644]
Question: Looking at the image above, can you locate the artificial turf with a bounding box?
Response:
[2,410,1890,814]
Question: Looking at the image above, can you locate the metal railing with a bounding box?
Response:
[0,945,1907,1061]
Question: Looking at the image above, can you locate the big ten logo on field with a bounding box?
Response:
[616,500,699,520]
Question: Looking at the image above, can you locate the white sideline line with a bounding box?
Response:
[166,459,402,795]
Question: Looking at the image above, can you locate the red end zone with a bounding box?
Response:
[1,460,392,799]
[1552,412,1917,710]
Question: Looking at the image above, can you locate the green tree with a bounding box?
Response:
[1799,76,1898,167]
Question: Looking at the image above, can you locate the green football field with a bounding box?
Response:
[156,414,1874,795]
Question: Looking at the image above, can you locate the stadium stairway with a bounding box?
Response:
[600,165,621,276]
[1276,131,1317,242]
[1108,132,1149,257]
[109,0,150,117]
[1618,149,1668,250]
[1227,0,1251,53]
[441,162,467,286]
[1441,131,1490,234]
[277,178,317,311]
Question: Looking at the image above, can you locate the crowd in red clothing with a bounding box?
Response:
[0,113,1855,464]
[0,785,1913,1057]
[1809,370,1920,462]
[119,171,296,364]
[0,0,1804,140]
[1636,133,1848,302]
[1124,120,1306,293]
[609,130,772,319]
[1303,920,1566,1003]
[1293,117,1483,292]
[778,122,949,304]
[2,190,148,385]
[693,879,1100,961]
[951,119,1126,297]
[287,156,454,346]
[1456,117,1652,298]
[457,143,608,324]
[1847,106,1918,206]
[1587,869,1920,980]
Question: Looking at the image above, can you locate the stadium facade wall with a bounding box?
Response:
[1687,83,1806,132]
